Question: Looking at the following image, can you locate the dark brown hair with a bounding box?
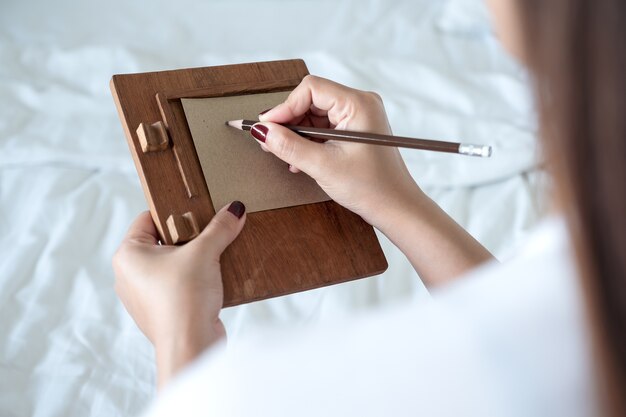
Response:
[517,0,626,414]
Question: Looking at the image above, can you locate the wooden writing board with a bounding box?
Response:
[110,59,388,307]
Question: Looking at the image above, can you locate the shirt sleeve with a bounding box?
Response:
[141,299,501,417]
[141,220,595,417]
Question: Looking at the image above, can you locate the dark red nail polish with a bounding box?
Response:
[259,108,273,116]
[227,201,246,219]
[250,124,268,143]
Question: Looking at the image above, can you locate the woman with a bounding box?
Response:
[113,0,625,415]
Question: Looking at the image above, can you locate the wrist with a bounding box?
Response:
[362,184,431,234]
[154,321,225,388]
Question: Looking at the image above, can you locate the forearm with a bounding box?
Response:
[374,189,494,287]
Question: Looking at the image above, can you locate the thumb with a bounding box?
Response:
[123,211,159,245]
[252,122,326,178]
[191,201,246,261]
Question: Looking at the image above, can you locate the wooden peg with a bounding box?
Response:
[136,121,169,153]
[166,212,199,244]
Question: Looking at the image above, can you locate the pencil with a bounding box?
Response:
[225,119,492,158]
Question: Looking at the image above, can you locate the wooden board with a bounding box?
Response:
[110,59,388,307]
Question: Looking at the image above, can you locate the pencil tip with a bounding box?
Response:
[225,119,244,130]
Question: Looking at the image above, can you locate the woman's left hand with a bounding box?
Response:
[113,201,246,388]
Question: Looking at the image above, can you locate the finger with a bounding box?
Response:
[191,201,247,261]
[298,114,331,129]
[123,211,159,245]
[288,165,301,174]
[296,117,313,127]
[259,75,351,124]
[252,122,326,178]
[308,114,332,128]
[284,113,308,126]
[309,104,327,117]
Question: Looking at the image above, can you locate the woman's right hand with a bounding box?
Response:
[255,75,422,230]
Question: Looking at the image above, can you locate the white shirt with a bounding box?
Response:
[144,217,598,417]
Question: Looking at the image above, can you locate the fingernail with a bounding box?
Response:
[250,124,268,143]
[259,108,273,116]
[227,201,246,219]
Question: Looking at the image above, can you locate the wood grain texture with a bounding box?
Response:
[110,60,388,307]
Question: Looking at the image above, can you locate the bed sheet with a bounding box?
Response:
[0,0,546,415]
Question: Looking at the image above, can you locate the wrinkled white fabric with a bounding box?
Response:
[0,0,547,415]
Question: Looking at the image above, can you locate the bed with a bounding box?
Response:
[0,0,546,415]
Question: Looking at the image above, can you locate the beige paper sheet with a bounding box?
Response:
[182,92,330,213]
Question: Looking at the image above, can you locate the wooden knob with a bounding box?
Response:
[166,212,199,244]
[136,121,169,153]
